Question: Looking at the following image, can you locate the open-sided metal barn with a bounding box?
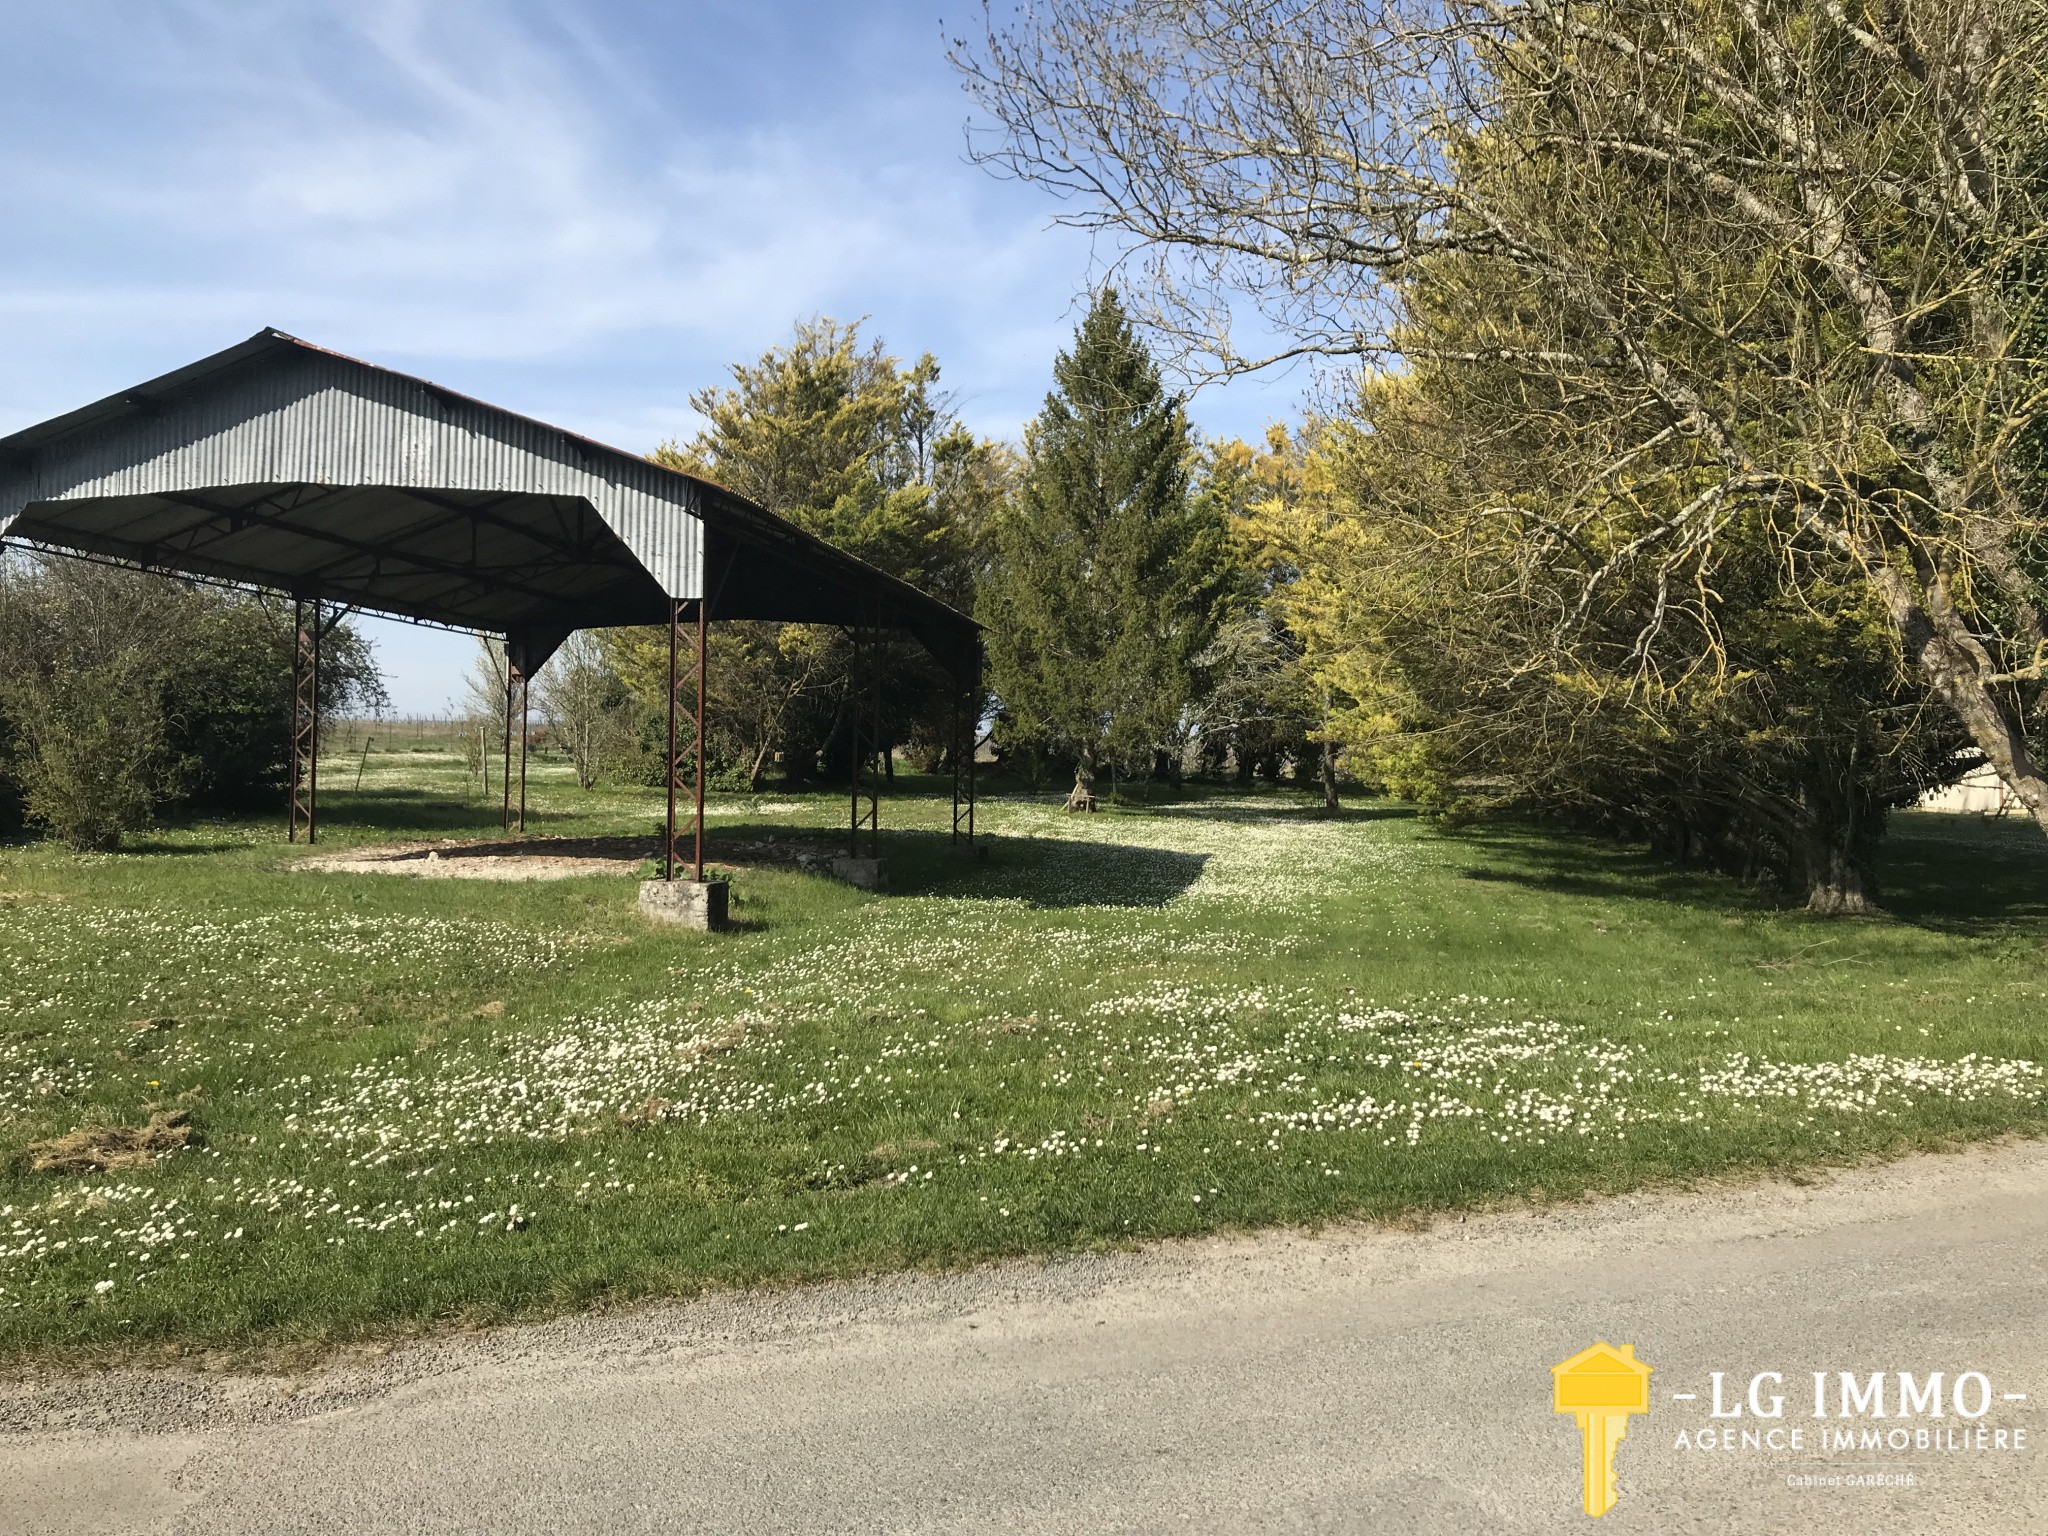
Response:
[0,329,982,890]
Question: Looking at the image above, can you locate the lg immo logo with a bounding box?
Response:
[1552,1344,2032,1518]
[1552,1342,1652,1518]
[1674,1367,2030,1454]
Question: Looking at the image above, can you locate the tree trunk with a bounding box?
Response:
[1065,748,1098,811]
[1795,767,1880,916]
[1319,738,1340,812]
[1804,837,1878,915]
[1871,563,2048,838]
[747,743,771,793]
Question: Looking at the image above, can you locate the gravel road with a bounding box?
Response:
[3,1140,2043,1534]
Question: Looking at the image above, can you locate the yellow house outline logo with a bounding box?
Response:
[1552,1341,1653,1517]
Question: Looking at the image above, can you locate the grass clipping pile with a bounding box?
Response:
[26,1111,199,1173]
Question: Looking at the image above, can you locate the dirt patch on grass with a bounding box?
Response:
[27,1112,199,1173]
[297,836,657,881]
[297,833,849,882]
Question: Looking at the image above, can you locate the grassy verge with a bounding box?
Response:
[1,745,2044,1364]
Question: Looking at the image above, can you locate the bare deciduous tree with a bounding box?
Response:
[460,637,511,797]
[536,632,632,790]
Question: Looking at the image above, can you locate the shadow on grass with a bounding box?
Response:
[710,821,1211,910]
[1446,811,2048,934]
[1447,823,1779,914]
[968,778,1415,828]
[931,831,1208,908]
[2,789,567,857]
[1149,798,1418,827]
[1878,812,2048,934]
[121,839,264,857]
[459,815,1215,912]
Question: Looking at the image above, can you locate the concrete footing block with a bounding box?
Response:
[638,878,729,930]
[830,856,889,891]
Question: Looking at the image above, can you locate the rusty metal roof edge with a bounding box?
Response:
[0,328,981,638]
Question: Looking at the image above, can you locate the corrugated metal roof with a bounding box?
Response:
[0,330,978,673]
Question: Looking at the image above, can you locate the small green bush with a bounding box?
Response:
[3,653,168,850]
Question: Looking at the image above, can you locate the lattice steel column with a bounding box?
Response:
[502,650,528,833]
[288,599,323,844]
[848,614,882,860]
[663,598,707,881]
[692,594,707,880]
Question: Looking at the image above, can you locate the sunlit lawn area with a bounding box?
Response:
[1,739,2044,1364]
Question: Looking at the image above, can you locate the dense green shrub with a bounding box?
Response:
[2,652,166,850]
[0,555,385,846]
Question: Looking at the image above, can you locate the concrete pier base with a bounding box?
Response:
[830,856,889,891]
[638,878,729,930]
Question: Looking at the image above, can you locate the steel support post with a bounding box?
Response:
[951,645,982,848]
[848,619,881,860]
[288,599,323,844]
[664,598,680,881]
[694,594,708,882]
[847,626,860,859]
[501,651,528,833]
[662,598,706,882]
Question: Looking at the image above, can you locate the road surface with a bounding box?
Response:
[3,1140,2044,1533]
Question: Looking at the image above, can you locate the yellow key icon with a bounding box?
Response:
[1551,1342,1653,1517]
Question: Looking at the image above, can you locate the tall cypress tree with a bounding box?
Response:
[979,290,1224,806]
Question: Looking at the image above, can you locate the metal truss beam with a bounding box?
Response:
[288,598,323,843]
[157,489,597,614]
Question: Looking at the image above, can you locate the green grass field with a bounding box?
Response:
[2,741,2044,1364]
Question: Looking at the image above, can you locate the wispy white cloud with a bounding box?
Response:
[1,0,1103,392]
[0,0,1301,706]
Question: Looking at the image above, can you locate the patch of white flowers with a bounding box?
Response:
[278,1003,797,1159]
[1,798,2040,1315]
[958,984,2043,1162]
[1696,1052,2043,1112]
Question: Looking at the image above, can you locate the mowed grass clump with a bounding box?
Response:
[0,745,2044,1362]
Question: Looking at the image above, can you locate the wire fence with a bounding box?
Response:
[325,715,468,755]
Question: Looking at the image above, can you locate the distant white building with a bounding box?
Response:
[1918,762,2016,815]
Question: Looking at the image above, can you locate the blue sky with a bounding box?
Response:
[1,1,1303,711]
